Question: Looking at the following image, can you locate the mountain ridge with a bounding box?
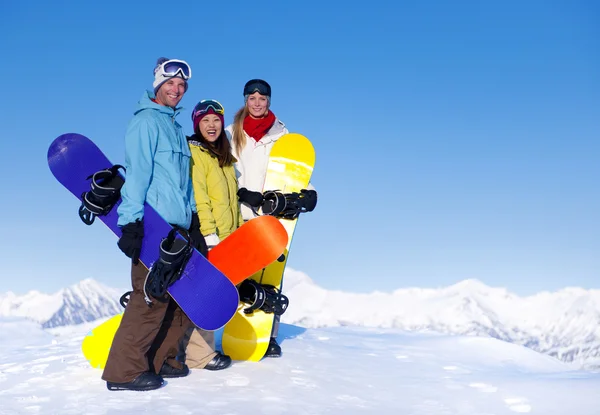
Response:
[2,271,599,368]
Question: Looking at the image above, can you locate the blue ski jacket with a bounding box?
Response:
[117,90,197,228]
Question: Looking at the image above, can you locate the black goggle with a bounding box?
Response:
[243,79,271,97]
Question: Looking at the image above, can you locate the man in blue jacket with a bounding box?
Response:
[102,58,207,391]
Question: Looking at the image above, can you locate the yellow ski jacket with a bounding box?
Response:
[188,138,243,240]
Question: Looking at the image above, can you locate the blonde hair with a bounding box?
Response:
[232,105,249,157]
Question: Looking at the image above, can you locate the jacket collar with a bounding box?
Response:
[134,90,183,117]
[251,118,286,145]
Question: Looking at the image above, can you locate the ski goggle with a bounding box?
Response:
[243,79,271,97]
[156,59,192,80]
[192,100,225,121]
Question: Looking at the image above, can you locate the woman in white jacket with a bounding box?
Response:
[225,79,289,221]
[225,79,317,358]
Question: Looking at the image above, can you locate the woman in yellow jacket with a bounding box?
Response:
[181,99,242,371]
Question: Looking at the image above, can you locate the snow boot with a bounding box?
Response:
[204,352,232,371]
[264,338,281,358]
[159,362,189,378]
[106,372,163,391]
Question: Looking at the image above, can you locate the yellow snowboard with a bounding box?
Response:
[81,313,123,369]
[222,133,315,361]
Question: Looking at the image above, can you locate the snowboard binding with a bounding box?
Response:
[260,190,316,220]
[79,165,125,225]
[143,228,194,305]
[120,291,131,308]
[238,279,289,316]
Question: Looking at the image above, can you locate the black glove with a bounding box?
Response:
[118,220,144,265]
[301,189,317,212]
[189,212,208,257]
[237,187,264,208]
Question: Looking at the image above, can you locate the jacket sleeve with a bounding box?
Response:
[238,209,244,226]
[190,148,217,236]
[236,188,244,225]
[117,116,158,226]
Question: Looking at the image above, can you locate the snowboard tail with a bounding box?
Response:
[81,314,124,369]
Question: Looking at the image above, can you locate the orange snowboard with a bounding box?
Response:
[207,215,288,285]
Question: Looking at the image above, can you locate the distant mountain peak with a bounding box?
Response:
[281,269,600,369]
[450,278,487,288]
[0,279,122,328]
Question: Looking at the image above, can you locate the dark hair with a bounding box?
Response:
[189,129,235,168]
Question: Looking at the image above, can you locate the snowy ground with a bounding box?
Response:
[1,317,599,414]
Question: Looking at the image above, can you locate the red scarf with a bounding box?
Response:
[243,111,276,142]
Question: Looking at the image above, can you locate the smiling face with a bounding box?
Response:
[246,92,269,118]
[198,114,223,142]
[155,77,187,108]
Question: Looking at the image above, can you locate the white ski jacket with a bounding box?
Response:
[225,118,288,220]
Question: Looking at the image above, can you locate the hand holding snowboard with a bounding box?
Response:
[118,220,144,264]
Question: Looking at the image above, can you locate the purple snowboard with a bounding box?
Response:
[47,133,239,330]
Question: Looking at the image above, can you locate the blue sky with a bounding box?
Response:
[2,0,598,296]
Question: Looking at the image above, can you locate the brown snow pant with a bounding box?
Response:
[179,328,217,369]
[102,262,193,383]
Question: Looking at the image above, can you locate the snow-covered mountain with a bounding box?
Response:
[0,279,122,328]
[282,270,600,369]
[2,271,600,368]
